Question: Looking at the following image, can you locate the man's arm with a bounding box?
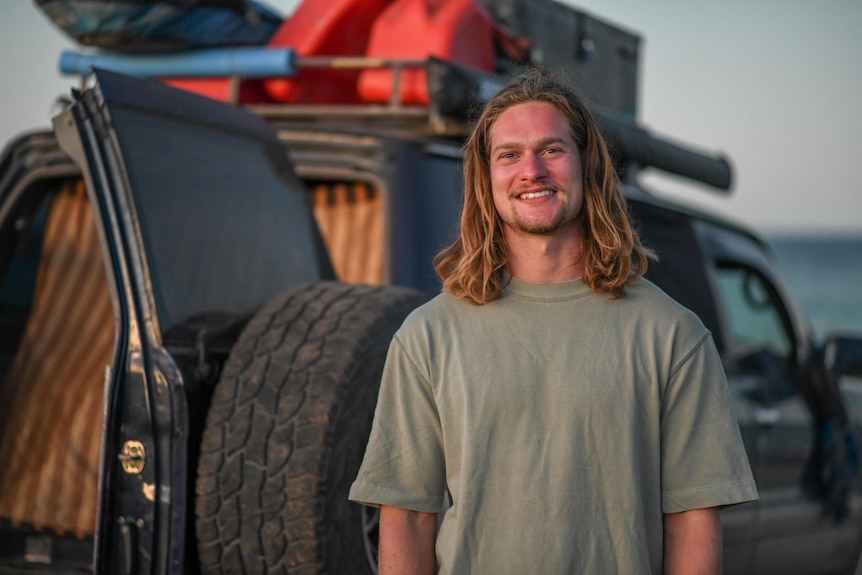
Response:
[663,507,722,575]
[378,505,437,575]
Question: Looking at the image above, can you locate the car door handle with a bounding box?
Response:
[754,407,781,425]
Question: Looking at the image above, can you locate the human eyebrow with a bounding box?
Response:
[536,137,569,150]
[490,142,521,157]
[491,136,569,155]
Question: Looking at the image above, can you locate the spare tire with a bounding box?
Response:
[195,282,429,574]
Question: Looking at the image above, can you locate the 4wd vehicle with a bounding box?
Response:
[2,0,862,574]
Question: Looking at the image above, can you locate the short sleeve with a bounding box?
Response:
[348,335,447,513]
[660,333,759,512]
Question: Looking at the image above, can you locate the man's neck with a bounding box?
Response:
[504,229,584,283]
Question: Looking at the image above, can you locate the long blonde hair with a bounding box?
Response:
[433,68,654,305]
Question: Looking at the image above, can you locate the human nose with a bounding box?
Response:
[519,152,548,180]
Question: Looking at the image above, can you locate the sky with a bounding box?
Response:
[2,0,860,235]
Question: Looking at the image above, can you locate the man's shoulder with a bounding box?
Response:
[623,278,708,330]
[395,289,501,348]
[400,290,472,329]
[626,277,690,308]
[389,291,481,364]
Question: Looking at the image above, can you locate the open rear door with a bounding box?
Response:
[48,68,332,574]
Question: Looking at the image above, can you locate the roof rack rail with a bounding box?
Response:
[58,48,732,192]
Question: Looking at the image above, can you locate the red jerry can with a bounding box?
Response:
[357,0,497,106]
[263,0,389,104]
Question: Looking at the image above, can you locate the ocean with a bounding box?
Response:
[767,234,862,342]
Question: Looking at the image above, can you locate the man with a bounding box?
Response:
[348,69,758,574]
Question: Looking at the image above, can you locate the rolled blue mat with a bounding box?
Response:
[59,46,298,78]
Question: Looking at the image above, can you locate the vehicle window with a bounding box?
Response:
[714,264,793,373]
[0,194,50,381]
[107,104,332,334]
[0,180,109,542]
[310,180,384,285]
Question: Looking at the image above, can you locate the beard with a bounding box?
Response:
[507,213,570,235]
[503,194,582,236]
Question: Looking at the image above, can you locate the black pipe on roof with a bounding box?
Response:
[595,108,733,192]
[427,58,734,193]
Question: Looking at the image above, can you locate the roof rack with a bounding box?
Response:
[59,48,732,192]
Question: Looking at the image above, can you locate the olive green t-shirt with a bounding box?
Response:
[349,276,758,574]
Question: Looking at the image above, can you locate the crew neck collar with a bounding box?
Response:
[502,273,592,302]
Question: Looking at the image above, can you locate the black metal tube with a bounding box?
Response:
[426,59,734,193]
[595,110,733,192]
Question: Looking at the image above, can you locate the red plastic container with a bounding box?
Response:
[262,0,389,104]
[357,0,496,106]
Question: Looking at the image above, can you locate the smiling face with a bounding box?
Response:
[489,101,584,239]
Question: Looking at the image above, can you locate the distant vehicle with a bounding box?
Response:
[1,0,862,574]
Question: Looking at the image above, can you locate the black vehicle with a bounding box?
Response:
[2,1,862,574]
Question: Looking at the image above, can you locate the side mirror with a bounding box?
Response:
[822,334,862,378]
